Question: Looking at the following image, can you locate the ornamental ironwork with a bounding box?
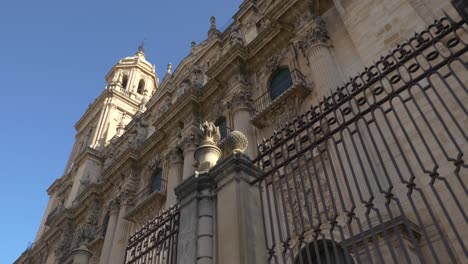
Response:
[252,14,467,264]
[124,205,180,264]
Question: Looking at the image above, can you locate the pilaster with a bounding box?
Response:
[165,147,184,207]
[108,192,133,264]
[210,154,266,264]
[180,133,199,180]
[296,15,343,95]
[175,174,216,264]
[226,90,256,158]
[99,200,119,264]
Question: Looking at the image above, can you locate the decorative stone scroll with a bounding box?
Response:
[295,14,330,56]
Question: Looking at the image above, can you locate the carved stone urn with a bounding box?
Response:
[194,121,222,172]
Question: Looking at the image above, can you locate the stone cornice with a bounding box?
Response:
[174,173,215,204]
[47,178,62,195]
[210,154,260,189]
[102,149,139,180]
[152,88,201,131]
[74,88,141,132]
[205,44,247,82]
[74,147,103,167]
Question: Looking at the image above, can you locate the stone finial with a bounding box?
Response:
[191,41,196,49]
[208,16,219,37]
[194,121,222,172]
[220,130,248,155]
[166,63,172,75]
[200,121,220,144]
[137,40,145,53]
[210,16,216,29]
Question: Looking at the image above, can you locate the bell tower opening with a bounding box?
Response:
[137,79,145,94]
[122,75,129,90]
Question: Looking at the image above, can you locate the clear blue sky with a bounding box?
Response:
[0,1,241,263]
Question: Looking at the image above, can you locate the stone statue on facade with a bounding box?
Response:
[76,223,96,246]
[229,25,244,45]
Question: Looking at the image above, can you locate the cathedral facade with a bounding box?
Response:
[15,0,467,263]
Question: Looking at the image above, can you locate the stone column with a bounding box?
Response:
[71,245,92,264]
[229,92,257,158]
[299,15,342,96]
[165,148,184,207]
[175,173,215,264]
[108,194,132,264]
[211,154,266,264]
[99,200,119,264]
[181,134,198,180]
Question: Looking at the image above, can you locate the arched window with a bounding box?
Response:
[151,168,163,193]
[215,116,228,140]
[122,75,129,90]
[295,240,351,264]
[137,79,145,94]
[269,68,293,100]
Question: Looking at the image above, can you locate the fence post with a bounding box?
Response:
[211,154,267,264]
[175,173,216,264]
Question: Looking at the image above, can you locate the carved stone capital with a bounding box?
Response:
[166,148,184,165]
[106,199,120,213]
[227,90,253,112]
[180,133,199,153]
[295,15,330,55]
[147,154,161,170]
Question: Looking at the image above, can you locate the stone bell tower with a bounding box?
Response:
[35,46,159,241]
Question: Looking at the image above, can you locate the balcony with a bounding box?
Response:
[251,69,311,128]
[125,181,167,224]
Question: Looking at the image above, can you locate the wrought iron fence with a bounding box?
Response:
[252,14,467,264]
[124,205,180,264]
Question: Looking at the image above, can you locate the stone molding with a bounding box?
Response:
[295,14,331,56]
[166,147,184,164]
[174,173,215,205]
[210,154,260,190]
[179,133,199,154]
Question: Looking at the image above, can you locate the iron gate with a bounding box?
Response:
[124,205,180,264]
[252,14,467,264]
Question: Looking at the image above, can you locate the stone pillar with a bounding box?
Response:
[99,200,119,264]
[165,148,184,207]
[229,92,257,158]
[181,134,198,180]
[175,173,215,264]
[211,154,266,264]
[108,194,132,264]
[71,245,92,264]
[298,15,342,96]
